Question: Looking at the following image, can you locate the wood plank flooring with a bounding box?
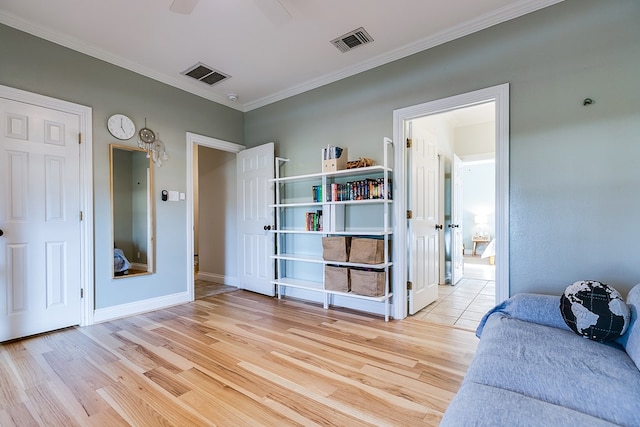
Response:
[0,290,478,426]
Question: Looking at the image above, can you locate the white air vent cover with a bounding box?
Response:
[181,63,230,86]
[331,27,374,53]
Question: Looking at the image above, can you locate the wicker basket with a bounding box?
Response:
[346,157,375,169]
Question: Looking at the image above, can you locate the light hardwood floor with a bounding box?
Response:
[0,290,478,426]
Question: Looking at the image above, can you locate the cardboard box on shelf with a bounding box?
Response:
[322,147,348,172]
[349,237,386,264]
[324,265,349,292]
[350,269,386,297]
[322,236,351,262]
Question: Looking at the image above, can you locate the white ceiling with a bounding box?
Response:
[0,0,562,112]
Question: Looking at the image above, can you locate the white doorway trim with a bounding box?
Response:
[0,84,94,326]
[392,83,509,320]
[185,132,245,301]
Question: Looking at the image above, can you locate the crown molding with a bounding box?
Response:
[1,0,563,112]
[244,0,564,111]
[0,10,245,111]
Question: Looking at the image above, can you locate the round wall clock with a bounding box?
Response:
[107,114,136,140]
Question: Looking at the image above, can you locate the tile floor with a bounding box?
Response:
[195,279,238,299]
[413,261,496,331]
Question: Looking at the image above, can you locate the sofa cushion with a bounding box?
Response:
[440,382,620,427]
[476,293,571,337]
[560,280,630,341]
[617,283,640,370]
[464,313,640,426]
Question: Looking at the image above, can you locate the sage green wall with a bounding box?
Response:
[2,0,639,308]
[246,0,640,296]
[0,24,244,309]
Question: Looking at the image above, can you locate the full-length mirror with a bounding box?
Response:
[110,144,154,278]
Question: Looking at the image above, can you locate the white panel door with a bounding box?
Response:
[408,136,439,315]
[236,143,275,296]
[0,98,81,341]
[451,154,464,285]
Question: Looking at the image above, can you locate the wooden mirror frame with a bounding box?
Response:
[110,144,155,278]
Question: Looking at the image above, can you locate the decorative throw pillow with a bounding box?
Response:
[560,280,630,341]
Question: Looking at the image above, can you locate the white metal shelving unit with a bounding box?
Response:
[270,138,394,321]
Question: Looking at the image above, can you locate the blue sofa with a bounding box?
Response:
[441,284,640,426]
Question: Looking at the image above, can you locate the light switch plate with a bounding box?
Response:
[168,190,179,202]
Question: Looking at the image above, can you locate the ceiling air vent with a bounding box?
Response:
[331,27,374,53]
[182,63,230,86]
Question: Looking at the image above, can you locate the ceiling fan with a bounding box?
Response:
[169,0,291,25]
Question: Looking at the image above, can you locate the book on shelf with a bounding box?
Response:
[315,178,392,202]
[305,210,323,231]
[312,185,322,203]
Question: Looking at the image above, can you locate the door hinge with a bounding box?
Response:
[80,211,83,221]
[406,210,413,219]
[78,133,82,144]
[80,288,84,298]
[407,281,413,290]
[406,138,412,148]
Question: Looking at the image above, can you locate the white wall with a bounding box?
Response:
[455,122,495,160]
[462,162,496,252]
[455,121,496,252]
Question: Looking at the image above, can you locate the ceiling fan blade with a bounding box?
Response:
[169,0,199,15]
[252,0,291,26]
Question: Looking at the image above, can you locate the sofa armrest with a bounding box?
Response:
[617,284,640,370]
[476,293,570,338]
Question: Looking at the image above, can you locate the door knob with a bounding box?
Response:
[451,224,459,228]
[0,229,3,237]
[435,224,443,230]
[264,225,272,231]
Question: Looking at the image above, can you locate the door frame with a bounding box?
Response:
[0,84,94,326]
[185,132,245,301]
[392,83,509,320]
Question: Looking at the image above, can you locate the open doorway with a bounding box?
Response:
[460,158,496,283]
[409,103,496,328]
[391,83,509,322]
[194,145,240,298]
[186,133,245,300]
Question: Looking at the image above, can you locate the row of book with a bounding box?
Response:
[312,178,392,202]
[305,210,323,231]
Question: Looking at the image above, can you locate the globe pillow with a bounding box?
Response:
[560,280,630,342]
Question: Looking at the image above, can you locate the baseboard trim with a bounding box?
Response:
[197,272,237,286]
[93,291,191,323]
[130,262,148,270]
